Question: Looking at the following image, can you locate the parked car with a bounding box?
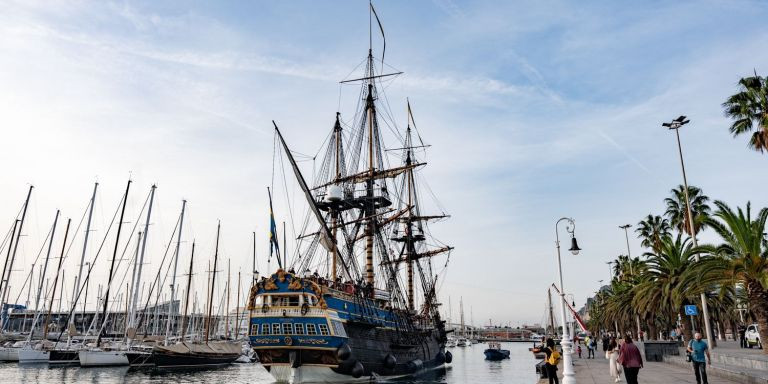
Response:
[745,323,762,349]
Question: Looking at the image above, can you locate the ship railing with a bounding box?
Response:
[252,306,327,317]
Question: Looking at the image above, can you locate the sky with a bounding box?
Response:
[0,0,767,327]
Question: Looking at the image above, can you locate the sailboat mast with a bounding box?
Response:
[0,219,19,331]
[165,199,186,346]
[130,185,155,330]
[252,231,257,285]
[205,221,221,343]
[235,270,241,340]
[181,241,194,341]
[70,182,97,344]
[0,185,33,318]
[226,260,230,339]
[44,218,70,337]
[548,288,555,337]
[28,210,59,341]
[97,179,131,346]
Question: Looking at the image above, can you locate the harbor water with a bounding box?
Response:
[0,342,539,383]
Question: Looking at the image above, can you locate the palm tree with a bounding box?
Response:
[636,214,671,253]
[697,201,768,354]
[722,73,768,153]
[665,185,710,237]
[633,234,705,341]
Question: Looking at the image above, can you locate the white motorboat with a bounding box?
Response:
[456,338,468,347]
[78,348,129,367]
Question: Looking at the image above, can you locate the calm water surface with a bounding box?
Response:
[0,343,539,384]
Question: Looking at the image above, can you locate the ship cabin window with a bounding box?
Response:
[294,323,305,335]
[318,324,330,336]
[331,320,346,337]
[307,324,318,335]
[272,323,281,335]
[254,295,264,305]
[274,295,300,307]
[305,295,317,306]
[261,323,270,335]
[282,323,293,335]
[251,324,259,335]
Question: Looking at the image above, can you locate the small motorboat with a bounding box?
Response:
[484,342,510,360]
[457,338,468,347]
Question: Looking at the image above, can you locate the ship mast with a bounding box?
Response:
[97,179,130,347]
[205,221,221,343]
[181,241,194,341]
[331,113,342,281]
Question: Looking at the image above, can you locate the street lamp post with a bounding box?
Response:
[619,224,643,341]
[555,217,581,384]
[662,115,714,346]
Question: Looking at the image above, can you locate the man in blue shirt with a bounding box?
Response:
[687,332,711,384]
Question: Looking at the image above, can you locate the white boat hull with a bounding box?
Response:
[18,348,49,364]
[78,350,129,367]
[0,348,20,362]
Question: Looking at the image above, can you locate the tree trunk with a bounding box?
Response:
[647,313,658,341]
[746,279,768,354]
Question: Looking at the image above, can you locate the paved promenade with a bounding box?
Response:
[565,356,741,384]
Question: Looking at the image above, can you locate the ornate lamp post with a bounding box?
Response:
[555,217,581,384]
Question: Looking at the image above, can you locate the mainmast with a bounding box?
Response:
[0,185,33,323]
[43,218,71,337]
[97,179,130,347]
[130,185,155,332]
[205,221,221,343]
[331,113,342,281]
[27,210,59,342]
[364,50,376,286]
[165,199,186,346]
[181,241,195,340]
[69,182,97,346]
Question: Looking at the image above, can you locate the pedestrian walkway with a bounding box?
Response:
[539,355,743,384]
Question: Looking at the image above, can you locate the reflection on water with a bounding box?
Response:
[0,343,539,383]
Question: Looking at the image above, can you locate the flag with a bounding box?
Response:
[268,187,282,268]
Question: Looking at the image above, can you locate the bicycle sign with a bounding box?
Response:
[684,305,698,316]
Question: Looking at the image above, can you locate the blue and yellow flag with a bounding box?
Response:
[267,187,281,268]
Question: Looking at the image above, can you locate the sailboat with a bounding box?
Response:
[152,221,241,369]
[79,180,132,367]
[246,4,453,382]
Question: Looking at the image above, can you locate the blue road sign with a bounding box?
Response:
[684,305,698,316]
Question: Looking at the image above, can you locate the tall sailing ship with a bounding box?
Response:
[247,5,453,383]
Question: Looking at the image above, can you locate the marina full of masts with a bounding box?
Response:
[0,183,254,367]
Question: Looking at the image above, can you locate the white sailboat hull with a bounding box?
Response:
[0,348,20,362]
[78,350,129,366]
[18,348,49,364]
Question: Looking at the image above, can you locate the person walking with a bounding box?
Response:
[618,335,643,384]
[533,338,560,384]
[607,336,622,382]
[602,333,610,353]
[577,344,582,358]
[738,324,747,348]
[687,332,711,384]
[589,336,597,358]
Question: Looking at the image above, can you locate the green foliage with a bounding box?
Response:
[665,185,710,237]
[722,74,768,153]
